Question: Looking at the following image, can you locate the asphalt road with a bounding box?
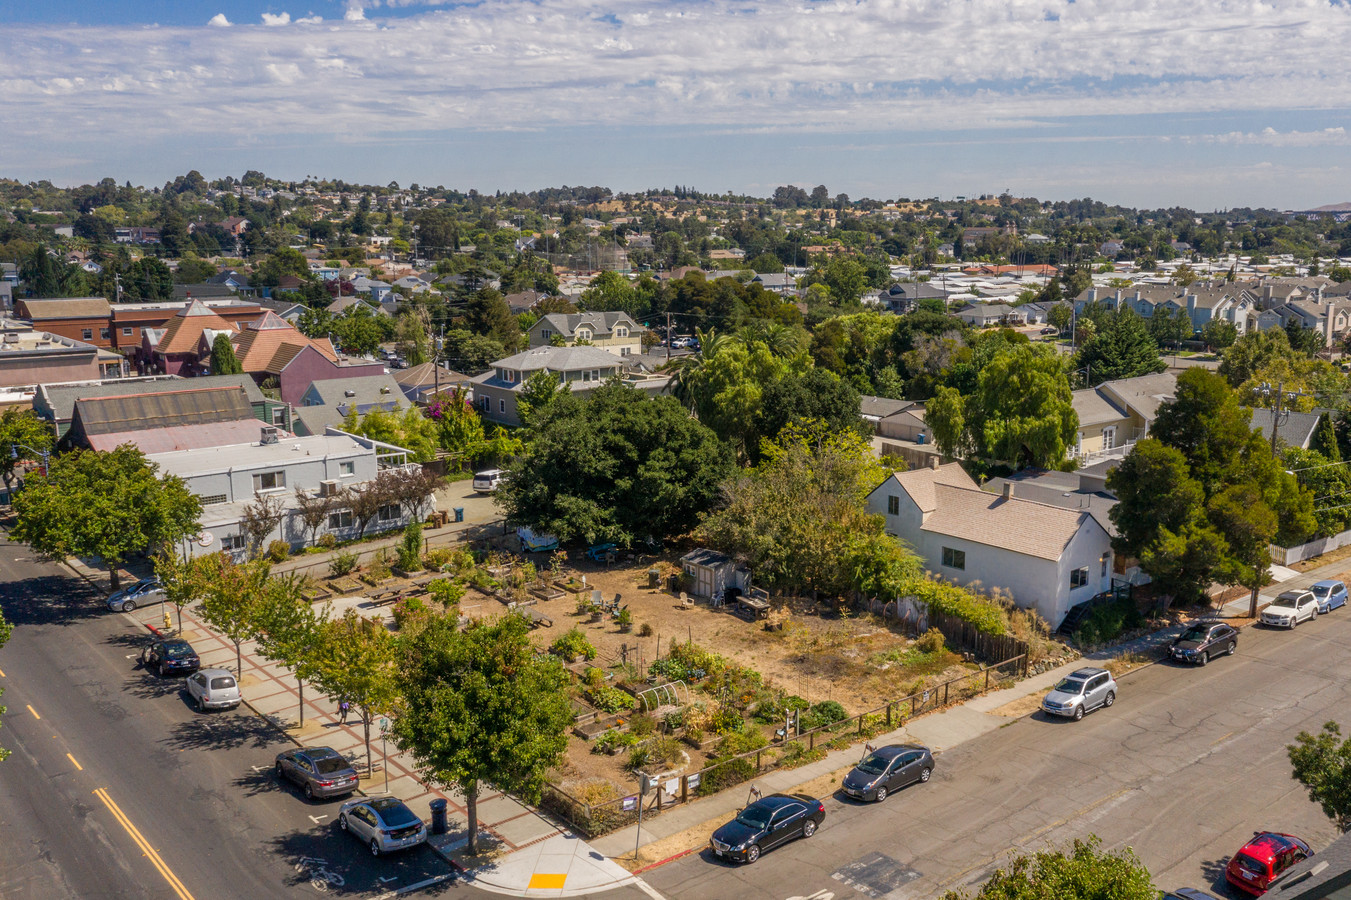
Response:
[642,609,1348,900]
[0,534,458,900]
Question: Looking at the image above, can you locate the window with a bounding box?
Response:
[271,407,287,426]
[576,328,592,341]
[499,399,506,413]
[620,347,630,356]
[199,494,227,506]
[887,495,899,516]
[339,461,355,476]
[328,510,354,529]
[592,369,601,381]
[252,470,285,491]
[82,328,93,340]
[615,326,628,338]
[941,547,965,570]
[100,328,110,340]
[122,327,133,336]
[1101,555,1109,577]
[541,329,552,340]
[221,533,246,551]
[378,502,401,522]
[1071,567,1089,589]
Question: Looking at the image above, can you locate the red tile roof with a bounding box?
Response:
[153,299,238,356]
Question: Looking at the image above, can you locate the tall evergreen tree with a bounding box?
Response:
[1075,308,1166,385]
[209,334,243,375]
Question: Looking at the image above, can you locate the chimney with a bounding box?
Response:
[928,456,940,470]
[1002,482,1015,500]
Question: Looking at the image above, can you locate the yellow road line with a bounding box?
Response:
[0,666,6,676]
[66,753,83,771]
[26,704,39,719]
[92,789,195,900]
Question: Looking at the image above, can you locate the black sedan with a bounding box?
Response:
[841,743,934,802]
[1169,621,1238,666]
[139,638,200,677]
[710,793,825,864]
[275,747,360,800]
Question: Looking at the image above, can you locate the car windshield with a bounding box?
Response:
[1054,678,1086,695]
[164,643,194,658]
[372,799,417,826]
[855,754,890,776]
[1180,626,1209,641]
[315,756,349,775]
[209,676,236,690]
[1313,585,1331,597]
[1273,596,1302,608]
[736,807,773,830]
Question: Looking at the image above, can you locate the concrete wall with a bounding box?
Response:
[178,449,376,504]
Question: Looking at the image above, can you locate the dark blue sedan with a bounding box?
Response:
[710,793,824,864]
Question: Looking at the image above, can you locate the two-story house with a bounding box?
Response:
[526,312,645,357]
[472,345,674,426]
[1069,372,1176,463]
[866,461,1113,629]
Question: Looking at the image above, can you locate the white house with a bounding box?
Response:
[866,462,1113,629]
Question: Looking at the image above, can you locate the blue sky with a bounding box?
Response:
[3,0,1351,210]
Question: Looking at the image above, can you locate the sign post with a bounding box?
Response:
[380,717,390,793]
[635,772,651,859]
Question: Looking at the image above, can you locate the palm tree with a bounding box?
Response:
[667,327,727,410]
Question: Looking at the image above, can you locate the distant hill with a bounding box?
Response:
[1307,202,1351,212]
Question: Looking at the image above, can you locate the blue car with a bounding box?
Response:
[1311,579,1348,613]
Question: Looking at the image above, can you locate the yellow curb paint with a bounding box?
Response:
[67,753,83,771]
[26,704,39,719]
[528,874,567,890]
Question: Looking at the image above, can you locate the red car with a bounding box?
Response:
[1225,831,1312,895]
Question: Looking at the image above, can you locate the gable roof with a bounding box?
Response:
[153,299,238,355]
[1096,372,1176,422]
[923,483,1100,561]
[534,311,640,338]
[860,395,912,421]
[1248,407,1323,450]
[295,373,407,434]
[18,297,111,320]
[1071,388,1129,427]
[231,312,336,374]
[884,463,980,514]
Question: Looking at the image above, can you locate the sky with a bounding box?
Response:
[3,0,1351,210]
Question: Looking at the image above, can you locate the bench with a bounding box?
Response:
[369,592,406,608]
[528,608,554,629]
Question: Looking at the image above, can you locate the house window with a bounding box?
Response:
[887,495,899,516]
[82,328,93,340]
[378,502,401,522]
[576,328,592,341]
[1071,567,1089,589]
[541,329,552,341]
[328,509,354,529]
[252,470,285,491]
[615,326,628,338]
[271,407,287,426]
[100,328,110,340]
[339,461,355,476]
[941,547,965,570]
[1101,555,1109,577]
[620,347,630,356]
[499,399,506,413]
[221,533,247,551]
[122,327,133,336]
[199,494,227,506]
[592,369,601,381]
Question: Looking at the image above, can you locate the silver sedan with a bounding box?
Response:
[338,797,427,856]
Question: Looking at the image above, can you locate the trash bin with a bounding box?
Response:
[429,798,448,835]
[453,507,464,523]
[647,568,659,589]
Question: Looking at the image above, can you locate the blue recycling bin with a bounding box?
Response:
[429,798,448,835]
[453,507,464,523]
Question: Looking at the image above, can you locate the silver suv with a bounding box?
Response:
[107,578,166,612]
[1041,667,1117,721]
[186,668,241,712]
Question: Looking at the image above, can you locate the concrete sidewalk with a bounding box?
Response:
[434,832,653,898]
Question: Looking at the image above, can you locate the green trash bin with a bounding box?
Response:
[647,568,659,589]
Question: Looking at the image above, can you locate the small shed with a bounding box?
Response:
[679,548,749,598]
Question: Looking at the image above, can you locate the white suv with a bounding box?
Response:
[472,469,503,493]
[1261,590,1319,628]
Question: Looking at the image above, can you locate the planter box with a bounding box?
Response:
[682,734,719,751]
[327,576,364,595]
[391,566,422,579]
[530,585,566,602]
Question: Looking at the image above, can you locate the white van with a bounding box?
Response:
[472,469,504,493]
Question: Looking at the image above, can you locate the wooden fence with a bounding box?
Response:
[543,653,1028,838]
[923,607,1029,663]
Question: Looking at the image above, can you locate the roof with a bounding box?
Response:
[231,312,336,374]
[923,483,1095,560]
[1267,827,1351,899]
[393,362,472,391]
[295,373,406,434]
[493,345,624,372]
[982,470,1118,537]
[37,375,265,425]
[153,300,238,356]
[1096,372,1177,422]
[535,311,640,338]
[884,464,980,514]
[681,548,735,569]
[86,419,274,454]
[18,297,111,320]
[147,432,374,478]
[72,386,254,436]
[1249,407,1322,449]
[1071,388,1129,427]
[171,283,236,301]
[859,395,912,421]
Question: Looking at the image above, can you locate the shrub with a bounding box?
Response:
[426,578,465,606]
[392,596,429,629]
[423,547,454,569]
[715,729,768,757]
[616,608,632,629]
[712,706,745,735]
[629,713,656,738]
[909,579,1008,635]
[551,628,597,661]
[800,700,849,731]
[587,685,634,714]
[266,540,290,563]
[593,730,638,754]
[695,758,755,796]
[584,666,606,688]
[915,628,946,654]
[628,735,682,771]
[648,658,688,682]
[397,523,423,571]
[667,640,725,680]
[639,622,653,637]
[329,550,358,578]
[367,550,392,583]
[1077,596,1142,646]
[317,533,338,549]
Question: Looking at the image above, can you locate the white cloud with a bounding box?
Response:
[295,15,323,24]
[343,3,366,21]
[206,13,230,27]
[260,12,291,26]
[1188,127,1351,148]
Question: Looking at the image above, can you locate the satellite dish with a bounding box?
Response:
[197,531,214,548]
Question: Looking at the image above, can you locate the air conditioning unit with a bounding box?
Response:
[319,479,341,497]
[260,425,279,444]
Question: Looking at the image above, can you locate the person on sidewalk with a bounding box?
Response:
[338,698,350,724]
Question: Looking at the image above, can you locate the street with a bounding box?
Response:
[643,610,1344,900]
[0,534,458,900]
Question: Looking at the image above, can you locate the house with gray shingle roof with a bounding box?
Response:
[867,461,1113,629]
[471,345,669,426]
[526,311,645,358]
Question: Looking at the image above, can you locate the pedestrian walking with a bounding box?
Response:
[338,698,350,724]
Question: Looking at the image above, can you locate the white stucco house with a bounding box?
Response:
[866,461,1113,629]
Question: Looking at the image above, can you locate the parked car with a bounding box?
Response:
[1162,890,1222,900]
[1225,831,1312,895]
[1040,326,1059,335]
[1261,590,1319,628]
[107,578,165,612]
[1040,667,1117,720]
[338,797,427,856]
[139,638,200,677]
[1169,621,1238,666]
[472,469,503,493]
[275,746,360,800]
[709,793,825,864]
[841,743,934,802]
[1311,579,1348,614]
[185,668,241,712]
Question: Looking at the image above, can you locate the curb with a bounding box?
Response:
[632,846,700,874]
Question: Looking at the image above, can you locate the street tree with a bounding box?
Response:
[293,487,336,548]
[940,836,1155,900]
[240,492,287,559]
[1218,328,1301,388]
[196,554,271,675]
[1200,317,1237,351]
[0,407,54,494]
[153,549,209,633]
[13,446,201,590]
[393,308,431,366]
[425,387,486,461]
[209,333,242,375]
[310,609,397,774]
[1289,721,1351,832]
[254,582,329,727]
[498,382,731,545]
[0,608,11,762]
[967,345,1077,468]
[392,613,572,856]
[1151,368,1256,496]
[515,371,570,429]
[1074,308,1166,385]
[1208,482,1278,616]
[1046,303,1072,334]
[342,475,396,538]
[1146,305,1192,349]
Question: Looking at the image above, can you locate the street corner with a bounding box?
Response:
[440,832,647,898]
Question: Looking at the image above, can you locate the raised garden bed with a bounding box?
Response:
[327,576,364,595]
[299,584,331,602]
[530,584,567,602]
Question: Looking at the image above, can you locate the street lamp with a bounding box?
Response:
[10,443,51,476]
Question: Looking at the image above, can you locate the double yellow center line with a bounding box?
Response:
[92,788,196,900]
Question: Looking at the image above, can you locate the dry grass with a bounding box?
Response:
[1102,649,1154,678]
[989,690,1050,718]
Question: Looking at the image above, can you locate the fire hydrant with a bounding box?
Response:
[163,609,173,632]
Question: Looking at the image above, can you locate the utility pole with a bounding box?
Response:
[1253,380,1286,618]
[666,311,672,363]
[114,272,122,303]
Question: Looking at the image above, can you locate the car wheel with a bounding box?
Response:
[370,838,381,857]
[159,663,169,678]
[338,813,348,831]
[122,600,136,612]
[745,845,760,864]
[802,820,817,838]
[1197,652,1208,667]
[275,762,285,780]
[1227,641,1236,656]
[873,786,887,803]
[919,766,932,783]
[196,694,206,712]
[304,783,315,801]
[1104,691,1115,708]
[1073,705,1084,721]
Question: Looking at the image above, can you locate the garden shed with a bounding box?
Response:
[679,548,749,599]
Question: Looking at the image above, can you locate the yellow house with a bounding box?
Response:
[526,312,645,358]
[1070,373,1176,463]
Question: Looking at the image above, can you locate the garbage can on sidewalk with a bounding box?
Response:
[453,507,464,523]
[429,798,448,835]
